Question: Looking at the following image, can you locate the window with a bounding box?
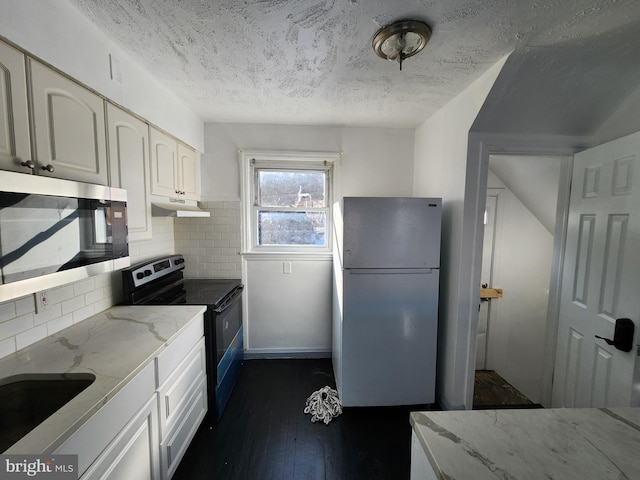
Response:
[240,151,339,253]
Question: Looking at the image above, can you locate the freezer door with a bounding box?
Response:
[340,269,439,406]
[342,197,441,269]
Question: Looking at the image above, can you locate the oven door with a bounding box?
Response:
[214,285,244,366]
[208,284,243,420]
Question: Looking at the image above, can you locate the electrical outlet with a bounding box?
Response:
[35,290,50,313]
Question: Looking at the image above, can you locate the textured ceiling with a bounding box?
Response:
[67,0,640,128]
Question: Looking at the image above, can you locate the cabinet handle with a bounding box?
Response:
[21,160,35,170]
[41,164,55,173]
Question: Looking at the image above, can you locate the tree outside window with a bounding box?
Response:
[256,169,328,246]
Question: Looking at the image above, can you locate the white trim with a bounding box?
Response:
[243,348,332,359]
[460,132,591,410]
[241,252,332,262]
[239,149,340,254]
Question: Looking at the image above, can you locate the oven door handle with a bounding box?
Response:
[214,285,243,314]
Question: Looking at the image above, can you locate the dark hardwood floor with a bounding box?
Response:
[173,359,437,480]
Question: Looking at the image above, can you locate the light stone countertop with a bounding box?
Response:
[0,304,206,455]
[411,407,640,480]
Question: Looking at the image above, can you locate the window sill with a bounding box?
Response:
[240,251,333,261]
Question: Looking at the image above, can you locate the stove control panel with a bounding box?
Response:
[124,254,186,289]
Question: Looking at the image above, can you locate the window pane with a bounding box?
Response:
[258,170,326,207]
[258,211,326,246]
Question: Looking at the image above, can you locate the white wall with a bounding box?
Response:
[202,123,415,357]
[413,56,509,410]
[594,81,640,145]
[0,0,203,150]
[202,123,415,200]
[245,258,333,356]
[485,170,554,404]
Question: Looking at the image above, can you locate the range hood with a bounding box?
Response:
[151,196,210,217]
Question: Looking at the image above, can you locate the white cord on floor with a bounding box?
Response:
[304,386,342,424]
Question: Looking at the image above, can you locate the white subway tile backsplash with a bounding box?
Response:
[0,337,15,358]
[34,304,63,326]
[62,295,85,316]
[72,304,95,324]
[84,287,105,305]
[175,200,242,279]
[46,314,74,336]
[0,314,34,339]
[49,285,75,304]
[16,324,48,350]
[15,296,36,316]
[73,278,96,296]
[0,302,16,322]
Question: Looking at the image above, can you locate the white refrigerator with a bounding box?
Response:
[332,197,441,406]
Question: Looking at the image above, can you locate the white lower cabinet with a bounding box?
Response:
[410,430,438,480]
[160,376,207,479]
[81,395,160,480]
[54,362,157,477]
[55,317,206,480]
[157,339,207,479]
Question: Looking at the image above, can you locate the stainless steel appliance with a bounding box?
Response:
[0,171,129,303]
[122,254,243,421]
[333,197,441,406]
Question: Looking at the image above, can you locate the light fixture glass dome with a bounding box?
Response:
[373,20,432,70]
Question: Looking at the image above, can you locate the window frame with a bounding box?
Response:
[240,150,339,255]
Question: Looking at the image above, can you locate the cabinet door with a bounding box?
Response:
[81,395,160,480]
[150,127,178,197]
[29,60,108,184]
[0,41,31,173]
[55,362,156,477]
[107,104,152,241]
[177,142,199,200]
[160,377,207,480]
[157,339,206,438]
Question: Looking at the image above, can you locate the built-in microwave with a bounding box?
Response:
[0,171,130,303]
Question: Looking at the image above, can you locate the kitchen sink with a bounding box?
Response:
[0,373,95,452]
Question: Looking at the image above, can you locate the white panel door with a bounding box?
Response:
[0,41,31,173]
[29,60,108,184]
[552,131,640,408]
[107,103,152,241]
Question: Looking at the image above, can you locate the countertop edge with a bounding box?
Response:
[410,407,640,480]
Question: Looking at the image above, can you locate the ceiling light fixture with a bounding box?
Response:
[372,20,432,71]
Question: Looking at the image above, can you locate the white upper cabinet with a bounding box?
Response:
[0,41,31,173]
[29,59,108,185]
[177,142,199,200]
[107,103,152,241]
[150,127,178,197]
[150,126,199,200]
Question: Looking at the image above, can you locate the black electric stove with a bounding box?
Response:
[121,255,243,421]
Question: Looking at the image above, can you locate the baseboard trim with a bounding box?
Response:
[243,348,331,360]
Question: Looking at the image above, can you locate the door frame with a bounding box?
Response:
[461,132,590,409]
